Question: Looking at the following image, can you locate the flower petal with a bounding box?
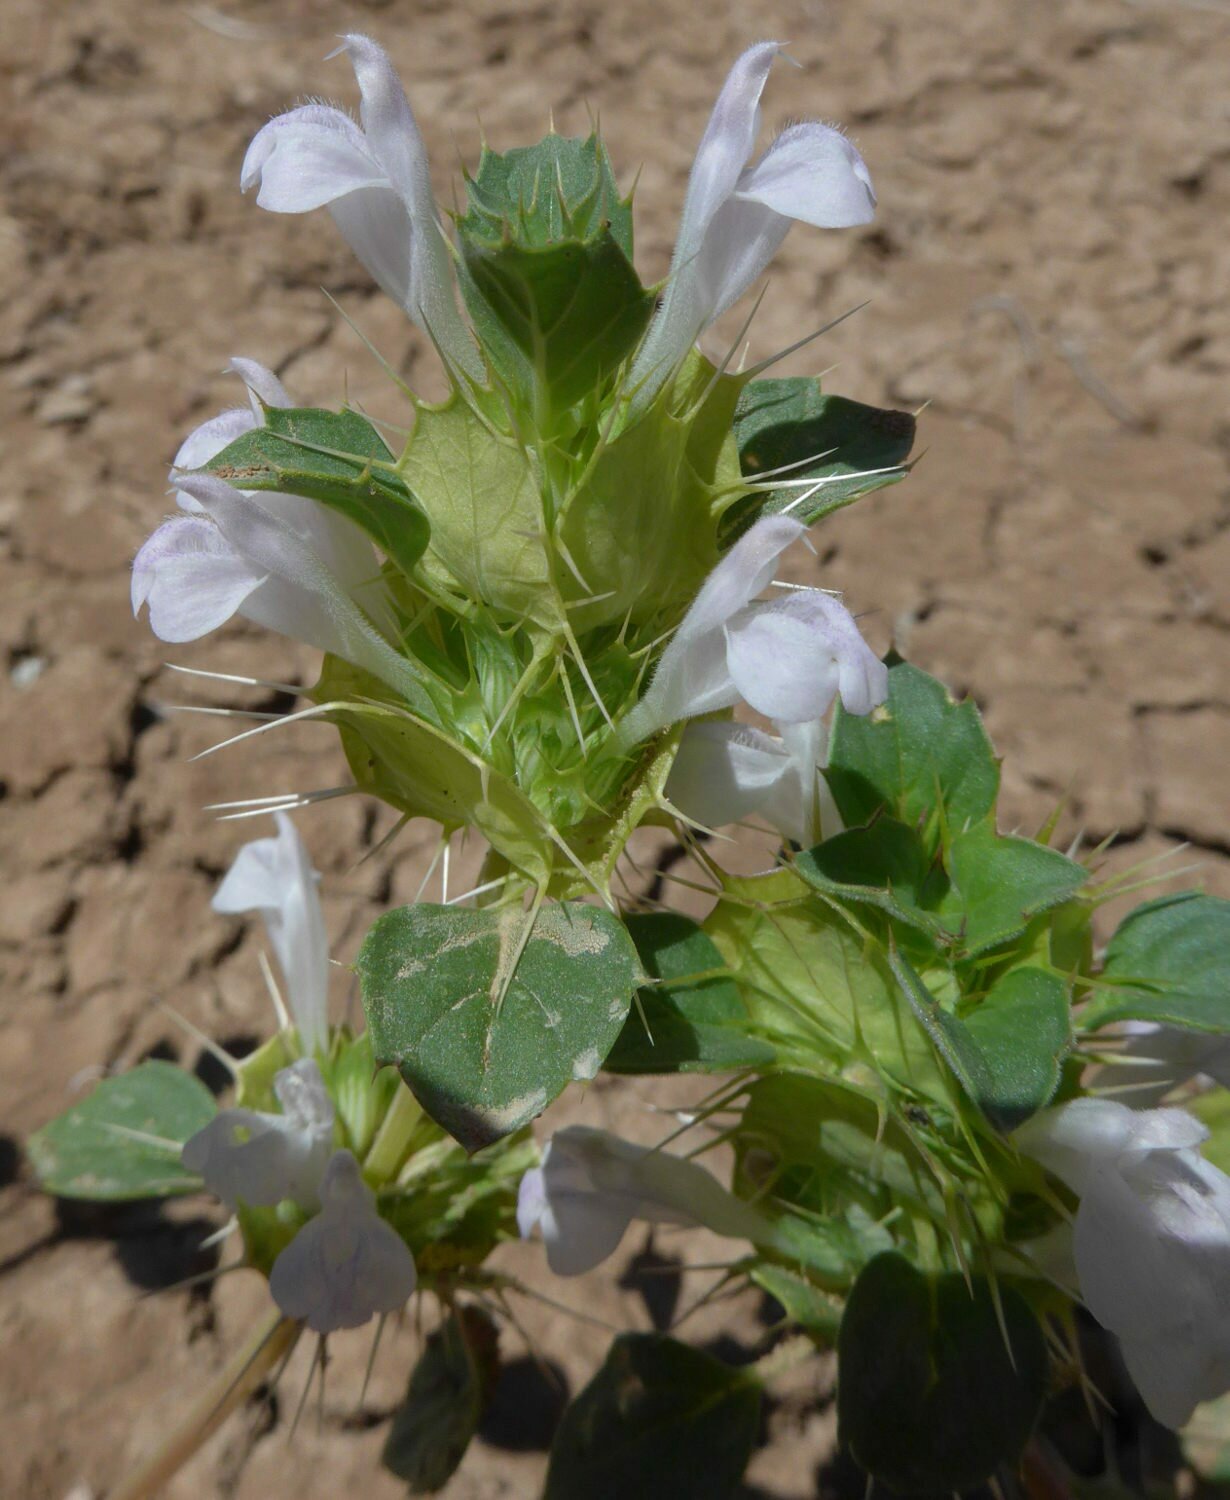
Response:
[213,813,330,1054]
[172,407,255,483]
[725,590,886,723]
[241,103,387,212]
[734,121,876,229]
[180,1062,332,1210]
[337,35,482,378]
[227,356,291,412]
[131,515,265,641]
[616,516,804,746]
[666,721,794,831]
[173,473,419,698]
[269,1151,416,1332]
[675,41,785,265]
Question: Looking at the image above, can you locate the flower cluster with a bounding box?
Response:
[32,28,1230,1500]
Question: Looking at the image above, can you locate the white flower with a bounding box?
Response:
[212,811,330,1054]
[517,1125,769,1276]
[1096,1022,1230,1108]
[1016,1097,1230,1428]
[181,1057,334,1210]
[630,41,876,406]
[268,1149,417,1332]
[616,515,885,747]
[666,717,841,845]
[241,34,481,382]
[131,359,416,695]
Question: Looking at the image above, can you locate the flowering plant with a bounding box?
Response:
[29,34,1230,1500]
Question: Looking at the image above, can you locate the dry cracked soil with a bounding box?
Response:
[2,1,1229,1496]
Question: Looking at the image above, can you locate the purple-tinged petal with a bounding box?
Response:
[269,1151,416,1332]
[131,515,264,641]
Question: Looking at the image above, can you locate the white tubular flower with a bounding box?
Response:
[132,470,416,698]
[212,811,330,1055]
[616,515,885,748]
[1096,1023,1230,1108]
[517,1125,769,1277]
[666,717,841,845]
[241,34,481,382]
[630,41,876,406]
[1016,1098,1230,1429]
[181,1058,334,1210]
[268,1150,417,1333]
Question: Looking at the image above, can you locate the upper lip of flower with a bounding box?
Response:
[238,33,482,383]
[628,41,877,409]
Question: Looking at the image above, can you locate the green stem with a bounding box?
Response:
[363,1080,423,1186]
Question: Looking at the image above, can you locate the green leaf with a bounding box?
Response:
[707,870,948,1100]
[725,376,915,542]
[383,1305,498,1493]
[888,943,996,1106]
[943,820,1087,957]
[794,818,951,942]
[736,1073,948,1229]
[837,1252,1048,1495]
[205,406,430,581]
[604,912,776,1075]
[1084,892,1230,1033]
[399,395,558,627]
[461,133,634,256]
[358,901,642,1152]
[462,237,653,412]
[826,660,999,838]
[458,133,652,414]
[750,1263,844,1341]
[964,967,1071,1129]
[545,1334,760,1500]
[890,948,1071,1129]
[28,1061,217,1200]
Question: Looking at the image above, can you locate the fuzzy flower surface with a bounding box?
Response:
[630,41,875,406]
[181,1057,334,1211]
[211,811,331,1055]
[1017,1097,1230,1428]
[241,34,481,379]
[518,1125,769,1276]
[268,1149,417,1332]
[617,515,885,749]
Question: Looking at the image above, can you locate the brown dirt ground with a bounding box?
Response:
[2,0,1229,1495]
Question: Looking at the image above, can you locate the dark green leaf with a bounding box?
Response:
[383,1306,498,1493]
[943,821,1087,957]
[604,912,776,1074]
[28,1061,217,1200]
[358,902,642,1152]
[838,1253,1048,1495]
[794,819,951,942]
[1085,892,1230,1032]
[964,967,1071,1129]
[725,377,915,542]
[545,1334,760,1500]
[826,661,1000,838]
[205,406,430,580]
